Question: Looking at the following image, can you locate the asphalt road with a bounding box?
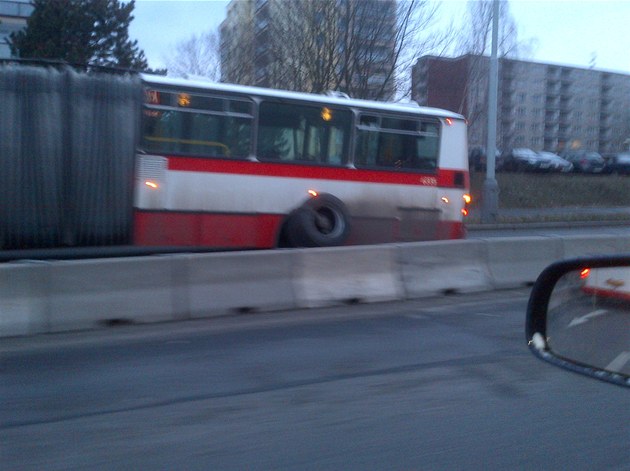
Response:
[2,290,628,470]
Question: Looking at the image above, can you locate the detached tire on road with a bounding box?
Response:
[286,194,351,247]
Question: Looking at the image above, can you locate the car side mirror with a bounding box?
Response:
[526,255,630,387]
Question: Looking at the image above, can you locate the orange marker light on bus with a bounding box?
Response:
[461,208,469,216]
[145,180,159,189]
[463,194,472,204]
[579,268,591,279]
[307,189,318,197]
[178,93,191,107]
[445,118,453,126]
[441,196,449,204]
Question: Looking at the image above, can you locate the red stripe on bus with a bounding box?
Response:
[134,211,281,248]
[165,157,468,188]
[133,210,465,248]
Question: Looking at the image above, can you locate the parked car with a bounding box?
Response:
[501,148,554,172]
[560,150,606,173]
[537,151,573,173]
[468,146,502,171]
[604,152,630,175]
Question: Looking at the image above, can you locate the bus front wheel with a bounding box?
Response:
[286,194,350,247]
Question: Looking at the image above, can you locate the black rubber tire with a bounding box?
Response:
[286,194,351,247]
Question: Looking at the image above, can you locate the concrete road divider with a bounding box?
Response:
[46,257,178,332]
[292,245,403,308]
[560,234,628,259]
[398,240,492,298]
[2,234,630,337]
[184,251,296,317]
[484,236,564,289]
[0,263,48,337]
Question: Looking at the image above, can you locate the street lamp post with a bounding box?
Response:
[481,0,500,223]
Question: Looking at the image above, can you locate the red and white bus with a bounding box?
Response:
[135,74,470,248]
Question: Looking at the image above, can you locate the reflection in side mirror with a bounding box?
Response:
[526,256,630,387]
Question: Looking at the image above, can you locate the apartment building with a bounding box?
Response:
[0,0,33,58]
[220,0,397,99]
[412,54,630,154]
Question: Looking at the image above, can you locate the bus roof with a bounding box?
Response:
[141,73,464,121]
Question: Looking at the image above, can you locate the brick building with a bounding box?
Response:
[412,54,630,154]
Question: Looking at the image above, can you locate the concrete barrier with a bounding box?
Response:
[560,234,627,259]
[2,234,630,337]
[292,245,403,308]
[398,240,493,298]
[0,262,48,337]
[184,250,296,317]
[484,236,564,288]
[45,257,177,332]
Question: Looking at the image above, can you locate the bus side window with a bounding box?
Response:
[257,101,350,165]
[415,122,439,169]
[141,90,253,158]
[355,114,439,172]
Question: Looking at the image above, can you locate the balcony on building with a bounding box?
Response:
[560,68,572,87]
[558,126,572,140]
[600,73,613,92]
[545,98,560,113]
[501,110,515,124]
[559,109,572,125]
[546,66,561,84]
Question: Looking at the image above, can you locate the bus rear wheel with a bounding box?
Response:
[286,194,350,247]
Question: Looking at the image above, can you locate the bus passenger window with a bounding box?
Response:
[141,91,253,158]
[257,101,351,165]
[355,114,439,172]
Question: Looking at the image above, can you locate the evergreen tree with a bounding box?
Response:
[9,0,148,70]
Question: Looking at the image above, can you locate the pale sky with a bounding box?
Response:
[129,0,630,75]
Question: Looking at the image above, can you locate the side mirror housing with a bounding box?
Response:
[526,255,630,387]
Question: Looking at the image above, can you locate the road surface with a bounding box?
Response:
[2,289,628,470]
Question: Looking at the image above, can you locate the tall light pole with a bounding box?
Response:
[481,0,500,223]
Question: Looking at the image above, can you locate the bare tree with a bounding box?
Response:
[454,0,535,148]
[457,1,511,57]
[220,0,256,85]
[331,0,450,100]
[265,0,342,93]
[220,0,449,101]
[389,0,456,100]
[163,29,221,80]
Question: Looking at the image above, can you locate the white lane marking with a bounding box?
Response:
[605,352,630,373]
[568,309,609,327]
